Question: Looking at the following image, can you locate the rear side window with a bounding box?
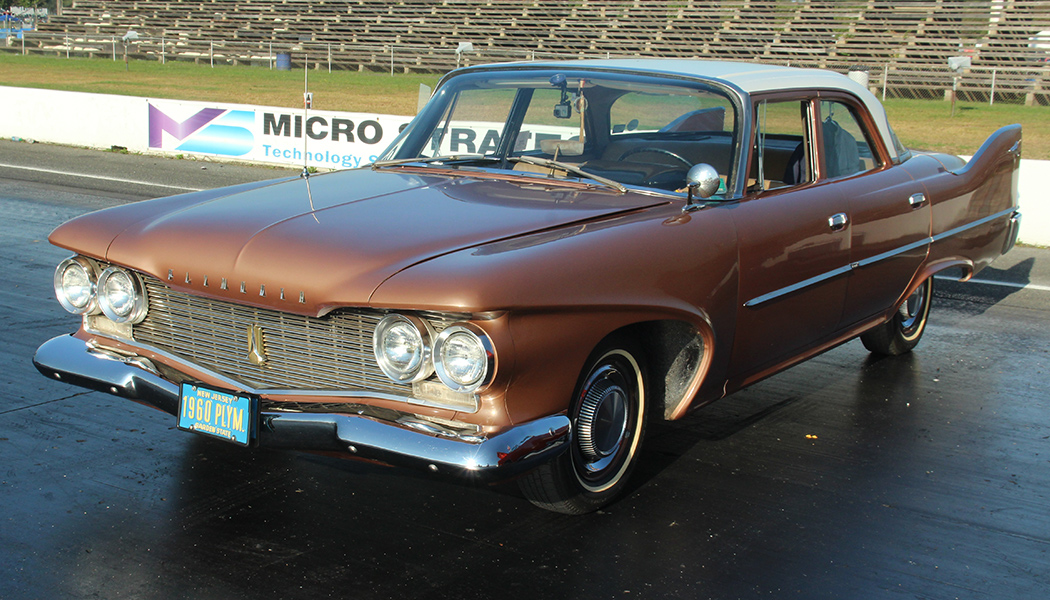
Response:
[819,100,877,178]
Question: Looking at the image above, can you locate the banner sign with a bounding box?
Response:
[147,99,413,169]
[146,99,584,170]
[432,121,579,155]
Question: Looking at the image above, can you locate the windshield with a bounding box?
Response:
[378,68,740,197]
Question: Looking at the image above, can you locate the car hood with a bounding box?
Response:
[50,168,666,315]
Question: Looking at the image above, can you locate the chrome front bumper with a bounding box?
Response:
[33,335,569,481]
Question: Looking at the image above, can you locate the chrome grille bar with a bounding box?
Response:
[134,278,449,395]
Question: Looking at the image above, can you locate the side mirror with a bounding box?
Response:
[685,163,720,201]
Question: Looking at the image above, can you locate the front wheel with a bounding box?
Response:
[518,339,648,514]
[861,278,933,356]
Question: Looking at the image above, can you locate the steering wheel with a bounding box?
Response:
[618,147,693,168]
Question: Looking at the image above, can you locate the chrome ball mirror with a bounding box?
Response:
[685,163,720,200]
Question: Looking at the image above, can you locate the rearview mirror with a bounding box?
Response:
[550,73,572,119]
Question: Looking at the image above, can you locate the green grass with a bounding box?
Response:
[1,53,1046,159]
[0,53,440,114]
[883,99,1049,159]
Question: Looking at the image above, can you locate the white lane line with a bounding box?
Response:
[936,275,1050,292]
[0,162,205,192]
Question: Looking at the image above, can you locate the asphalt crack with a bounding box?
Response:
[0,390,95,416]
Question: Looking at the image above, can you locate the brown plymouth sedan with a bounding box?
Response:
[35,60,1021,513]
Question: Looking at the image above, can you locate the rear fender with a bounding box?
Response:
[952,123,1022,180]
[920,124,1021,278]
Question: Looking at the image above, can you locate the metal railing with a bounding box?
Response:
[4,30,1049,106]
[774,60,1050,106]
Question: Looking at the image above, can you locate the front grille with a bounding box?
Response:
[133,278,450,395]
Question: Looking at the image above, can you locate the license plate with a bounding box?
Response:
[178,383,256,446]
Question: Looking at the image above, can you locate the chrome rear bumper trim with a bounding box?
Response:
[33,335,568,481]
[1003,209,1022,255]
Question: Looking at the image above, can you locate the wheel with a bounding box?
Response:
[861,278,933,356]
[518,339,648,514]
[617,146,693,168]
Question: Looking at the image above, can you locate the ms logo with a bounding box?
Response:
[148,103,254,156]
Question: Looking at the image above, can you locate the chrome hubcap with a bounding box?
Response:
[899,280,929,334]
[570,349,644,493]
[577,376,629,461]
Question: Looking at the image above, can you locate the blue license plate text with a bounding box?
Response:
[178,384,254,446]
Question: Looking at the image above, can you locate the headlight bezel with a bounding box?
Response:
[54,256,100,315]
[96,266,149,324]
[433,323,494,393]
[373,313,436,384]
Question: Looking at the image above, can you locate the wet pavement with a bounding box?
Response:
[1,142,1048,599]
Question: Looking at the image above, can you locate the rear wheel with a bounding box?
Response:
[519,339,647,514]
[861,278,933,356]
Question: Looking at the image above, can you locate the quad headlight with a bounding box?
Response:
[54,257,99,315]
[373,314,435,383]
[54,257,149,325]
[433,324,493,393]
[96,266,148,324]
[373,316,494,393]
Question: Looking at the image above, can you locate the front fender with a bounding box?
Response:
[369,201,740,423]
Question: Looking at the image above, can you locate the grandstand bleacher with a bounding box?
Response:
[12,0,1050,104]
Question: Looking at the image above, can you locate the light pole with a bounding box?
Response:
[122,30,139,72]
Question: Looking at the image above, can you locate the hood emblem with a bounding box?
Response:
[166,268,306,304]
[246,324,267,366]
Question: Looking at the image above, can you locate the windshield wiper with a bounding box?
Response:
[370,154,501,169]
[508,156,626,193]
[373,154,626,193]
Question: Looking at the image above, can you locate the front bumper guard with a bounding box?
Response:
[33,335,569,482]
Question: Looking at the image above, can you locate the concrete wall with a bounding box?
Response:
[2,86,143,150]
[0,85,1046,246]
[0,86,411,171]
[1015,159,1048,247]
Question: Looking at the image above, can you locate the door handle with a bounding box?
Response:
[909,193,927,208]
[828,213,849,231]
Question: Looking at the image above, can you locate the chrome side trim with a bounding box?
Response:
[743,264,853,307]
[33,335,568,481]
[744,207,1016,308]
[852,237,932,269]
[930,207,1018,244]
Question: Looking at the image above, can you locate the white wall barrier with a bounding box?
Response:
[0,85,1046,246]
[1012,160,1048,248]
[0,86,412,171]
